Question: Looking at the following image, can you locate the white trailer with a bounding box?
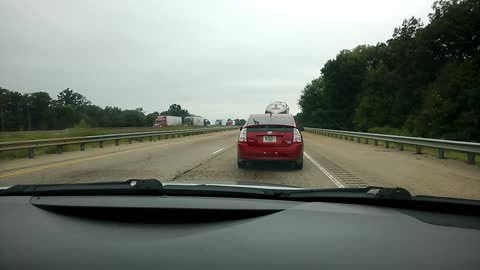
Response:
[154,116,182,127]
[192,117,204,126]
[184,116,205,126]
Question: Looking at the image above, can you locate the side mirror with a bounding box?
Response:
[298,127,304,132]
[239,127,243,131]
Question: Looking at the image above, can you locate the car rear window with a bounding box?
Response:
[247,126,294,132]
[246,115,295,126]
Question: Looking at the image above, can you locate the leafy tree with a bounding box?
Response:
[145,112,160,127]
[234,119,246,126]
[57,88,90,107]
[298,0,480,141]
[160,104,191,118]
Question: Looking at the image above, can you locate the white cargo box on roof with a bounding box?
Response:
[265,102,289,114]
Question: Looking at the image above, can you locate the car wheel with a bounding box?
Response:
[238,160,246,169]
[294,159,303,170]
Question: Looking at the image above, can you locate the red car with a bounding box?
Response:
[237,114,304,169]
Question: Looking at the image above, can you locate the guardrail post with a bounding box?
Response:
[350,136,354,141]
[385,141,390,148]
[398,143,404,151]
[80,143,85,151]
[364,138,368,144]
[374,140,378,146]
[149,136,153,142]
[438,149,444,159]
[416,145,422,154]
[56,145,63,154]
[128,139,132,144]
[27,148,34,158]
[139,137,144,143]
[115,139,119,146]
[356,137,360,143]
[99,141,104,148]
[467,153,475,164]
[157,135,161,140]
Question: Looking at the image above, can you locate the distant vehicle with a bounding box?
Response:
[184,116,205,126]
[226,119,234,126]
[204,119,211,126]
[237,114,304,169]
[153,115,182,127]
[215,119,225,126]
[265,101,289,114]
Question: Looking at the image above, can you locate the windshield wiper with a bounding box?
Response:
[0,179,164,196]
[0,179,275,198]
[280,186,412,200]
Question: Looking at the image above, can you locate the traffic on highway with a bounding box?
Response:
[1,1,479,269]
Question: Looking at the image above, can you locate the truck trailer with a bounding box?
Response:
[153,115,182,127]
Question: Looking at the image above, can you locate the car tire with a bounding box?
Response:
[238,160,246,169]
[294,159,303,170]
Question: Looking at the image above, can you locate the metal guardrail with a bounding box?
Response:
[304,128,479,165]
[0,127,236,158]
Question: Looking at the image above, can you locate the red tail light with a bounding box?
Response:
[293,128,302,143]
[239,128,247,142]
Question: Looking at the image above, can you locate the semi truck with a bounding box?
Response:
[153,115,182,127]
[265,101,289,114]
[215,119,225,126]
[184,116,205,126]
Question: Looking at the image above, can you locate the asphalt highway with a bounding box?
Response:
[1,130,479,199]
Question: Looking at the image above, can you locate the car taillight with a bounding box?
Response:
[239,128,247,142]
[293,128,302,143]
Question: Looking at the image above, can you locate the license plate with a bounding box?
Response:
[263,136,276,143]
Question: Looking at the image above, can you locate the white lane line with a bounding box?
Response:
[212,148,225,155]
[304,152,345,188]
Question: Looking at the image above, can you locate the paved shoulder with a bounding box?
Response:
[303,132,480,200]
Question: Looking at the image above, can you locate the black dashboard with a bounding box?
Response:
[1,195,479,270]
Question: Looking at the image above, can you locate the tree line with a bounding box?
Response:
[297,0,479,141]
[0,87,195,131]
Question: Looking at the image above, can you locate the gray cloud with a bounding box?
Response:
[0,0,432,121]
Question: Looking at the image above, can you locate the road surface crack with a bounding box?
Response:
[170,145,235,181]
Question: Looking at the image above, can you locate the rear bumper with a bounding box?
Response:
[237,143,303,161]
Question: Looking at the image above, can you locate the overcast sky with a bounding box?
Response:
[0,0,433,121]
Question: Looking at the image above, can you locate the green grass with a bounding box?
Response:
[0,126,196,142]
[0,126,202,160]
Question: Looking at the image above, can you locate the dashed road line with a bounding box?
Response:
[304,152,345,188]
[212,148,225,155]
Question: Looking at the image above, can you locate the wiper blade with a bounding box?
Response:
[280,186,412,200]
[0,180,275,198]
[0,179,164,196]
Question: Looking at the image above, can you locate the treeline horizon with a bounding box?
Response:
[0,87,245,131]
[297,0,479,142]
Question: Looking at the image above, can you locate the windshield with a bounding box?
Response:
[0,0,479,202]
[247,115,295,126]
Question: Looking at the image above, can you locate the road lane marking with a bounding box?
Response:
[304,152,345,188]
[0,137,214,179]
[212,148,225,155]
